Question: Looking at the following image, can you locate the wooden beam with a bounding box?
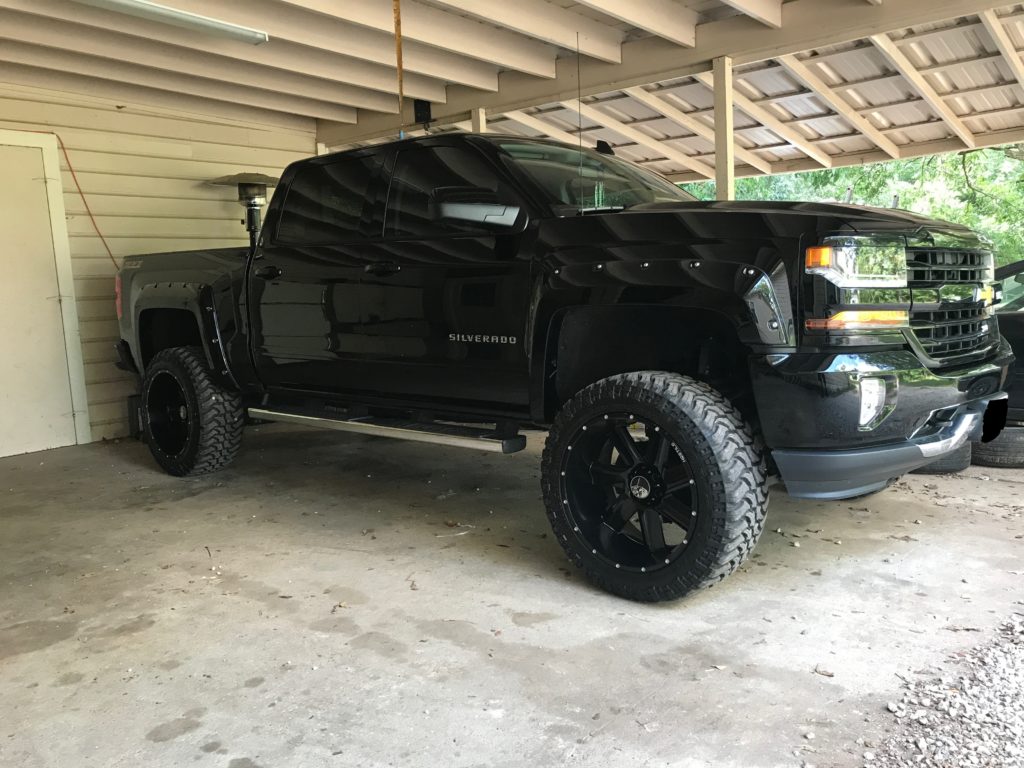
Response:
[499,110,580,145]
[0,0,449,100]
[776,53,901,158]
[559,100,716,178]
[320,0,1010,146]
[693,72,832,167]
[426,0,621,63]
[470,108,487,133]
[666,124,1024,183]
[713,57,736,200]
[718,0,782,28]
[0,11,398,114]
[19,0,499,91]
[0,64,316,132]
[572,0,697,47]
[275,0,556,77]
[0,42,357,122]
[623,85,772,173]
[869,33,976,148]
[980,10,1024,92]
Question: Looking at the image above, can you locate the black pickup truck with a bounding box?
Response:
[115,133,1011,602]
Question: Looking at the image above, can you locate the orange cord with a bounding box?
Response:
[24,129,119,271]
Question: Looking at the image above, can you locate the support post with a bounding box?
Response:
[713,55,735,201]
[471,107,487,133]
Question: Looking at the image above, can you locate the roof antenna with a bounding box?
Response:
[392,0,406,140]
[891,193,900,208]
[844,186,853,204]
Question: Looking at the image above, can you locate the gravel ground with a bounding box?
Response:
[867,615,1024,768]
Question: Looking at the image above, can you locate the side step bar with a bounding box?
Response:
[247,408,526,454]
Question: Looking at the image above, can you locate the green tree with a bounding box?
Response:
[682,147,1024,266]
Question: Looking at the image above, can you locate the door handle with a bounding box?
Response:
[364,261,401,276]
[254,265,282,279]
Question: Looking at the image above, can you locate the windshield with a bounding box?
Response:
[497,140,696,211]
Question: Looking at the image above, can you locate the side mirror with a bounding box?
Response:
[431,186,522,230]
[1014,272,1024,285]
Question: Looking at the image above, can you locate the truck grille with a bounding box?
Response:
[910,306,989,359]
[906,247,991,362]
[907,248,986,285]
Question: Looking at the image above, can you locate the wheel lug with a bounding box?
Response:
[591,549,597,554]
[664,558,670,564]
[614,563,620,569]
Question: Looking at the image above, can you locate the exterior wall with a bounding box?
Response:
[0,84,316,440]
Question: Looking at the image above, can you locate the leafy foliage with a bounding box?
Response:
[681,147,1024,266]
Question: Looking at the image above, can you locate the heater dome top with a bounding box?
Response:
[209,173,279,187]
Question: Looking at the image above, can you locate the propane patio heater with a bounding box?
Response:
[209,172,279,251]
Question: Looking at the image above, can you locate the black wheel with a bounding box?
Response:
[541,371,768,602]
[972,426,1024,468]
[911,443,972,475]
[141,346,243,476]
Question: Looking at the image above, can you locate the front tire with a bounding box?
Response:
[541,372,768,602]
[141,346,243,476]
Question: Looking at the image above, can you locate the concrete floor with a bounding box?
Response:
[1,425,1022,768]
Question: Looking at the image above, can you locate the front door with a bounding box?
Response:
[250,151,384,394]
[0,142,78,457]
[356,143,532,409]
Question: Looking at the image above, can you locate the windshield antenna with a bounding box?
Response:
[844,186,853,204]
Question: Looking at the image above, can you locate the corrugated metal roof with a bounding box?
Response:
[486,3,1024,181]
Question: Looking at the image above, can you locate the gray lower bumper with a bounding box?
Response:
[773,398,995,500]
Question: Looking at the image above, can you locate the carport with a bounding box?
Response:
[1,2,1023,767]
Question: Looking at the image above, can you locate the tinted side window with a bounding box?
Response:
[277,154,382,244]
[385,146,516,238]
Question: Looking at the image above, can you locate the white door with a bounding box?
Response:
[0,143,78,457]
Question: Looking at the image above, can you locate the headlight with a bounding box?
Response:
[805,235,907,288]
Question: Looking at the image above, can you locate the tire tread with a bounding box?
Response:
[541,371,768,602]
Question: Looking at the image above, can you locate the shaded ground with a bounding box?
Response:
[0,425,1021,768]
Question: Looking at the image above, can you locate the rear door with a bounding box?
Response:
[249,151,384,393]
[354,142,533,409]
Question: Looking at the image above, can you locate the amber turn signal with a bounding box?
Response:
[805,246,833,270]
[805,310,909,331]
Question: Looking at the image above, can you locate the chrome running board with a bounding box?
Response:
[247,408,526,454]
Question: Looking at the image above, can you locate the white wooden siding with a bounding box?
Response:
[0,83,316,440]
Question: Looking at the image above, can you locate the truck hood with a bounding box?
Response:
[626,200,974,236]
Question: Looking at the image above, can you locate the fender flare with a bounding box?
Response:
[131,282,239,389]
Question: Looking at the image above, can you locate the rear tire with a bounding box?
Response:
[972,426,1024,468]
[911,443,972,475]
[541,372,768,602]
[141,346,243,476]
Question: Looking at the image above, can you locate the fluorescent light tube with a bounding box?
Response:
[70,0,269,45]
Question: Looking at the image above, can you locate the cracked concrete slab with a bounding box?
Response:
[0,425,1021,767]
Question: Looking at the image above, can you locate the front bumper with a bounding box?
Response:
[753,339,1013,499]
[773,397,997,499]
